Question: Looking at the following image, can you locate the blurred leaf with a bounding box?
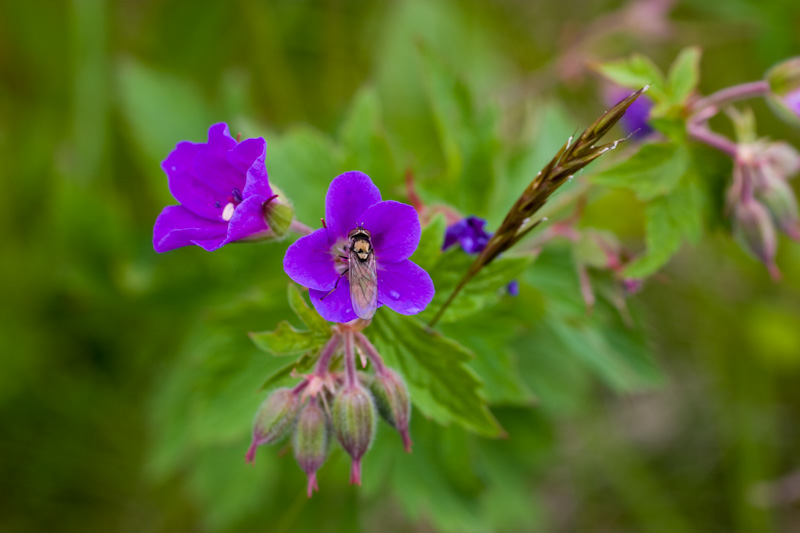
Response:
[667,47,702,106]
[249,322,326,356]
[371,313,502,437]
[625,173,706,277]
[595,54,666,101]
[339,86,399,191]
[116,57,214,167]
[287,283,329,334]
[592,142,690,200]
[411,214,447,272]
[423,251,532,324]
[259,352,317,391]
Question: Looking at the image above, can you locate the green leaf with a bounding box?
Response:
[591,142,690,200]
[625,174,705,278]
[422,252,533,324]
[116,58,214,167]
[339,86,400,191]
[258,352,317,391]
[411,214,447,272]
[595,54,666,101]
[286,283,329,334]
[249,321,326,356]
[667,47,702,106]
[371,313,503,437]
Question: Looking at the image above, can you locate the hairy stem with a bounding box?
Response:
[289,219,314,236]
[687,80,769,157]
[343,331,357,388]
[354,332,388,375]
[313,334,342,377]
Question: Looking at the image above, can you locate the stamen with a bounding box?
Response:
[321,217,327,229]
[215,201,221,208]
[231,188,243,203]
[222,202,236,221]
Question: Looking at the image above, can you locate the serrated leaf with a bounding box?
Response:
[591,142,689,200]
[287,283,329,334]
[258,352,317,391]
[411,214,447,272]
[249,321,327,356]
[423,252,532,324]
[625,174,705,278]
[667,47,702,106]
[595,54,666,101]
[371,313,503,437]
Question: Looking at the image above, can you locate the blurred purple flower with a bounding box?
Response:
[153,123,276,252]
[785,88,800,118]
[443,216,518,296]
[605,86,653,139]
[443,216,491,253]
[283,171,434,323]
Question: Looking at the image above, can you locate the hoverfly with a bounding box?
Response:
[322,226,378,319]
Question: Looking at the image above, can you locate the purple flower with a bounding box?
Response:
[153,123,278,252]
[283,171,434,323]
[605,86,653,139]
[443,216,518,296]
[443,216,491,254]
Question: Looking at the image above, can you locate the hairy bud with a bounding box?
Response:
[368,369,412,452]
[766,57,800,126]
[733,199,780,279]
[755,169,800,241]
[293,399,330,498]
[332,384,376,485]
[245,387,300,464]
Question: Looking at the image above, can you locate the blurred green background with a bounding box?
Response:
[2,0,800,531]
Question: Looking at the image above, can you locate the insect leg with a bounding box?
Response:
[320,269,349,301]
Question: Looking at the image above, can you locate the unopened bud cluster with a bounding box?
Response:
[246,330,412,497]
[728,141,800,278]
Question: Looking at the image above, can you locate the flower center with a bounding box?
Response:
[214,188,243,222]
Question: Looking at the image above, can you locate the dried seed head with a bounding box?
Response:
[293,399,331,498]
[245,387,301,464]
[332,384,376,485]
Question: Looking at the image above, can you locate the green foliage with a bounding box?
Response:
[371,313,503,437]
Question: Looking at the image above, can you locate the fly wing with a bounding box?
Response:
[348,251,378,320]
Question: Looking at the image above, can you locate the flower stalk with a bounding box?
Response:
[428,88,648,327]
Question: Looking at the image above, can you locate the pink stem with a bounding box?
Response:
[354,333,388,375]
[289,220,314,236]
[313,334,342,377]
[343,331,357,388]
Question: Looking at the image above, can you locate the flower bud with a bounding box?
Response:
[755,169,800,241]
[245,387,301,464]
[733,198,780,279]
[293,399,330,498]
[264,195,294,238]
[332,384,376,485]
[765,57,800,126]
[368,369,412,452]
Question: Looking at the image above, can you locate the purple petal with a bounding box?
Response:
[360,201,421,263]
[283,228,341,291]
[207,122,237,151]
[153,205,227,252]
[226,195,270,242]
[162,142,221,219]
[443,216,491,254]
[241,140,272,200]
[325,171,382,239]
[309,280,359,323]
[376,259,434,315]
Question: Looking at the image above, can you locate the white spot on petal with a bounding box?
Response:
[222,202,235,222]
[389,290,400,300]
[171,166,177,172]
